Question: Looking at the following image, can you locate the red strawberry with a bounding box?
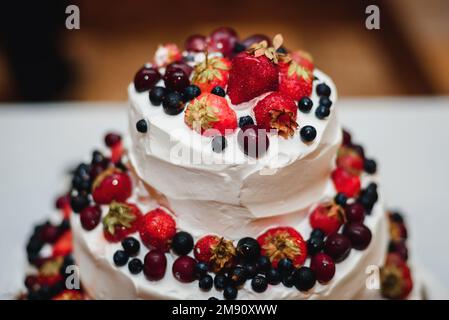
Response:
[278,59,313,100]
[227,51,279,104]
[92,168,132,205]
[309,203,346,235]
[331,167,361,198]
[194,235,236,272]
[52,231,73,257]
[290,50,314,72]
[257,227,307,268]
[53,290,85,300]
[336,146,364,175]
[139,208,176,252]
[253,92,298,138]
[381,253,413,299]
[184,93,237,136]
[103,202,142,242]
[191,56,231,93]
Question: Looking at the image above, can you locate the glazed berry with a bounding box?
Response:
[277,258,294,276]
[113,250,129,267]
[199,275,214,291]
[211,86,226,97]
[172,256,196,283]
[266,268,281,285]
[171,231,194,256]
[238,125,270,158]
[223,285,238,300]
[324,233,351,263]
[282,273,295,288]
[237,237,261,262]
[256,256,271,272]
[300,125,317,142]
[307,236,324,256]
[163,68,190,92]
[183,85,201,101]
[211,135,227,153]
[128,258,143,275]
[134,66,161,92]
[310,229,325,239]
[185,34,207,52]
[104,132,122,148]
[70,193,89,213]
[194,262,209,279]
[298,96,313,113]
[343,223,372,250]
[149,86,166,106]
[80,205,101,231]
[316,83,331,97]
[345,202,365,223]
[144,249,167,281]
[334,192,347,206]
[364,159,377,174]
[294,266,316,291]
[315,105,330,119]
[162,91,185,115]
[238,116,254,128]
[136,119,148,133]
[121,237,140,256]
[230,267,247,287]
[319,96,332,108]
[214,274,229,290]
[243,263,258,279]
[251,275,268,293]
[310,253,335,283]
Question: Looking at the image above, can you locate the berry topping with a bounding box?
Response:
[265,268,281,285]
[251,275,268,293]
[92,168,132,205]
[121,237,141,256]
[102,202,142,242]
[113,250,128,267]
[199,275,214,291]
[163,68,190,93]
[134,66,161,92]
[243,263,258,279]
[149,86,166,106]
[316,83,331,97]
[257,226,307,268]
[194,235,236,272]
[143,249,167,281]
[194,262,209,279]
[241,34,271,49]
[162,91,185,115]
[185,34,207,52]
[298,96,313,113]
[191,55,231,93]
[237,237,261,263]
[104,132,122,148]
[310,253,335,283]
[183,85,201,101]
[343,223,372,250]
[39,224,59,243]
[223,285,237,300]
[238,116,254,128]
[211,135,227,153]
[136,119,148,133]
[364,158,377,174]
[300,125,317,142]
[237,125,270,158]
[139,208,176,252]
[294,266,316,291]
[80,205,101,231]
[172,256,197,283]
[309,203,345,235]
[171,231,194,256]
[278,55,313,100]
[345,202,365,223]
[324,233,351,263]
[381,253,413,299]
[70,193,89,213]
[208,27,239,57]
[277,258,294,276]
[307,236,324,256]
[166,61,193,78]
[310,229,326,239]
[334,192,348,207]
[230,266,247,287]
[184,93,237,136]
[214,274,229,290]
[211,86,226,97]
[319,96,332,108]
[342,129,352,146]
[282,273,295,288]
[256,256,271,272]
[315,105,330,119]
[128,258,143,275]
[336,146,364,175]
[331,167,361,198]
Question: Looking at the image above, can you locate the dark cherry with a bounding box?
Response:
[166,61,193,78]
[144,249,167,281]
[241,34,271,49]
[134,65,161,92]
[343,223,372,250]
[39,224,59,243]
[342,129,352,146]
[345,202,365,223]
[310,253,335,283]
[104,132,122,148]
[172,256,197,283]
[163,68,190,92]
[324,233,351,263]
[209,27,238,57]
[185,34,207,52]
[80,205,102,231]
[237,125,270,158]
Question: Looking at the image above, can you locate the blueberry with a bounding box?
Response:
[316,83,331,97]
[75,163,90,176]
[208,296,219,300]
[282,273,295,288]
[194,262,209,279]
[367,182,378,193]
[256,256,271,272]
[121,237,140,256]
[199,275,214,291]
[26,235,43,256]
[113,250,129,267]
[128,258,143,274]
[276,46,288,54]
[212,135,227,153]
[70,194,89,213]
[183,85,201,101]
[211,86,226,97]
[243,263,258,279]
[230,267,247,286]
[300,125,317,142]
[238,116,254,128]
[233,42,246,54]
[334,192,347,206]
[136,119,148,133]
[319,96,332,108]
[310,229,325,239]
[364,159,377,174]
[214,274,228,290]
[294,266,316,291]
[172,231,194,255]
[352,144,365,158]
[266,268,281,285]
[307,236,324,256]
[390,212,404,223]
[237,237,261,262]
[315,105,330,119]
[298,97,313,113]
[223,286,237,300]
[277,258,294,276]
[251,275,268,293]
[91,150,105,165]
[149,86,166,106]
[71,170,91,192]
[163,91,185,115]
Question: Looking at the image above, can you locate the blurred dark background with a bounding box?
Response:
[0,0,448,102]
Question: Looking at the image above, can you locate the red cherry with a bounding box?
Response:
[134,66,161,92]
[172,256,197,283]
[104,132,122,148]
[310,253,335,283]
[324,233,351,263]
[185,34,207,52]
[163,68,190,92]
[345,202,365,223]
[208,27,238,57]
[241,34,271,49]
[55,194,70,210]
[40,224,59,243]
[80,205,102,231]
[166,61,193,78]
[144,250,167,281]
[237,125,270,158]
[343,223,372,250]
[331,168,361,198]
